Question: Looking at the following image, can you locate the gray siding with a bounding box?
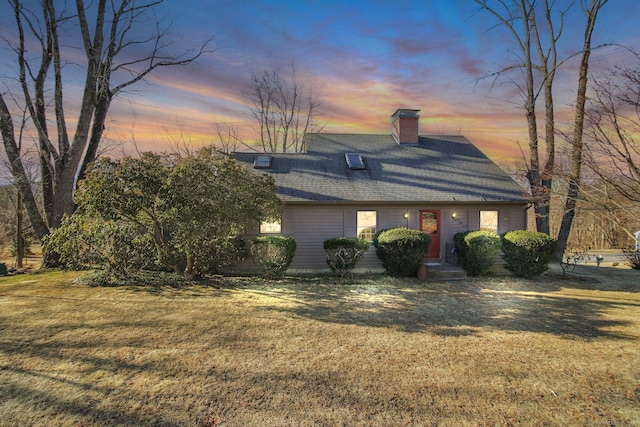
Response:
[234,202,528,273]
[292,207,344,269]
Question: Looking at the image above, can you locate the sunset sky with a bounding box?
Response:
[1,0,639,164]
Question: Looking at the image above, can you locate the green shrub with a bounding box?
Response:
[81,269,196,287]
[44,215,157,273]
[208,235,248,274]
[373,228,431,276]
[453,230,473,266]
[463,230,502,277]
[502,230,558,278]
[372,228,391,251]
[250,236,296,278]
[324,237,370,276]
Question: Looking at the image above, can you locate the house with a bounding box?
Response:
[233,109,529,273]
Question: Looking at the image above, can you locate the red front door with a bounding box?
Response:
[420,210,440,259]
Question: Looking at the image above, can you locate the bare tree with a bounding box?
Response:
[583,59,640,204]
[577,179,639,246]
[473,0,565,235]
[473,0,609,258]
[0,0,211,265]
[579,56,640,243]
[0,98,36,267]
[215,123,242,154]
[246,66,322,153]
[555,0,609,258]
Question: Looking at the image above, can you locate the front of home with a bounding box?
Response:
[233,109,529,273]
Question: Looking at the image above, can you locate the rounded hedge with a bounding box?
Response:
[372,228,392,250]
[373,228,431,276]
[502,230,557,278]
[250,235,296,278]
[323,237,370,276]
[323,237,370,251]
[463,230,502,277]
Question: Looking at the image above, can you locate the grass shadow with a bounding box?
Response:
[249,275,638,339]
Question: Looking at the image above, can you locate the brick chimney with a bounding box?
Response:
[391,109,420,145]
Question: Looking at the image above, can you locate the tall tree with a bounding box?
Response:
[473,0,564,235]
[473,0,608,258]
[584,58,640,205]
[580,57,640,243]
[0,0,210,264]
[555,0,608,258]
[246,66,322,153]
[0,101,32,267]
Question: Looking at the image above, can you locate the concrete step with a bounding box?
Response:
[426,262,467,281]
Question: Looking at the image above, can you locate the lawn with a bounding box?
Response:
[1,266,639,426]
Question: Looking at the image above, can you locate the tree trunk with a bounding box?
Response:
[538,65,556,236]
[2,0,210,268]
[0,96,50,241]
[556,0,604,260]
[16,192,24,268]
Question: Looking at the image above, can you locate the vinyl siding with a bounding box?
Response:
[233,202,528,273]
[291,207,344,269]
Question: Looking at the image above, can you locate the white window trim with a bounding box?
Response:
[260,219,282,234]
[480,210,499,234]
[356,210,377,241]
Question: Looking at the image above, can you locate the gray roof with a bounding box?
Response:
[234,133,527,204]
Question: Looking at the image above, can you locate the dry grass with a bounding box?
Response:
[1,266,639,426]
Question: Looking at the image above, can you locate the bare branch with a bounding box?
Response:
[245,65,322,153]
[1,0,214,259]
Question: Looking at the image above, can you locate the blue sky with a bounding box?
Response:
[1,0,639,162]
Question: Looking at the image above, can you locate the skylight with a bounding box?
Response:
[345,153,366,170]
[254,155,272,169]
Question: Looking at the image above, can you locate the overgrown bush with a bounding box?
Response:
[208,235,248,274]
[81,269,196,288]
[44,215,156,273]
[46,212,248,277]
[502,230,558,278]
[453,230,473,266]
[463,230,502,277]
[75,148,281,279]
[250,236,296,278]
[324,237,370,276]
[623,247,640,270]
[373,228,431,276]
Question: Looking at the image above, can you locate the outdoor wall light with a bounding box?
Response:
[451,212,457,219]
[403,212,409,219]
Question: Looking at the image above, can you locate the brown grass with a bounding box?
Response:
[1,266,639,426]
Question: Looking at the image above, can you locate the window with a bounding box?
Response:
[254,155,272,169]
[345,153,366,170]
[260,220,281,234]
[357,211,377,241]
[480,210,498,234]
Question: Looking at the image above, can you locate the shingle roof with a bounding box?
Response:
[233,133,527,204]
